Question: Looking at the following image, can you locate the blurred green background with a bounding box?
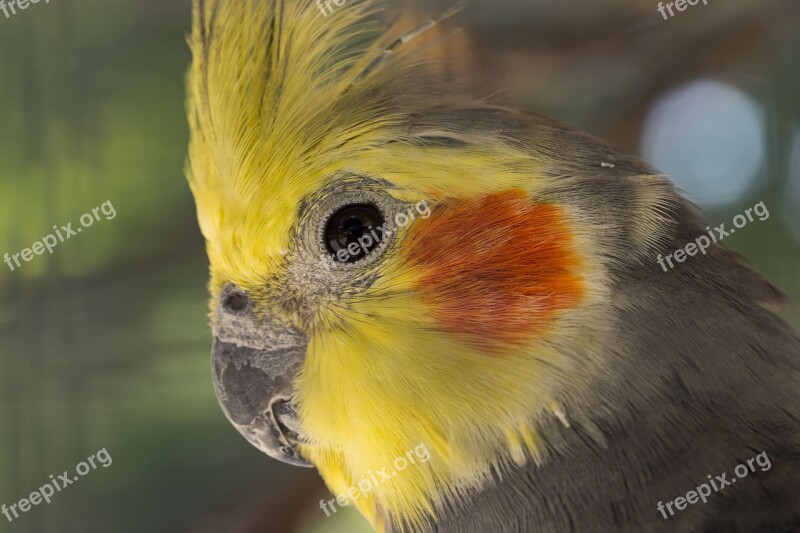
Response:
[0,0,797,532]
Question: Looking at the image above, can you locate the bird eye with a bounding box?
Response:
[324,203,386,263]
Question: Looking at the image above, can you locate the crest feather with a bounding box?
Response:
[186,0,468,286]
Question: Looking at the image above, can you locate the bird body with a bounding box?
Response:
[186,1,800,531]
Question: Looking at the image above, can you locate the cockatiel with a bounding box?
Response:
[185,1,800,531]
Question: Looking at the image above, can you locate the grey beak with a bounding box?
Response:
[212,337,312,468]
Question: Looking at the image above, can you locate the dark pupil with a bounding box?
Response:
[325,204,385,263]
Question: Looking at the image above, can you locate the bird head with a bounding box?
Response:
[186,0,682,529]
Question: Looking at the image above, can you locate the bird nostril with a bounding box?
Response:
[224,290,249,312]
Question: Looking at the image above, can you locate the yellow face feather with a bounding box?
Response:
[186,1,615,530]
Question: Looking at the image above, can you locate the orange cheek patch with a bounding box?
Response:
[403,190,585,351]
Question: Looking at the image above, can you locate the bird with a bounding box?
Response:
[184,0,800,531]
